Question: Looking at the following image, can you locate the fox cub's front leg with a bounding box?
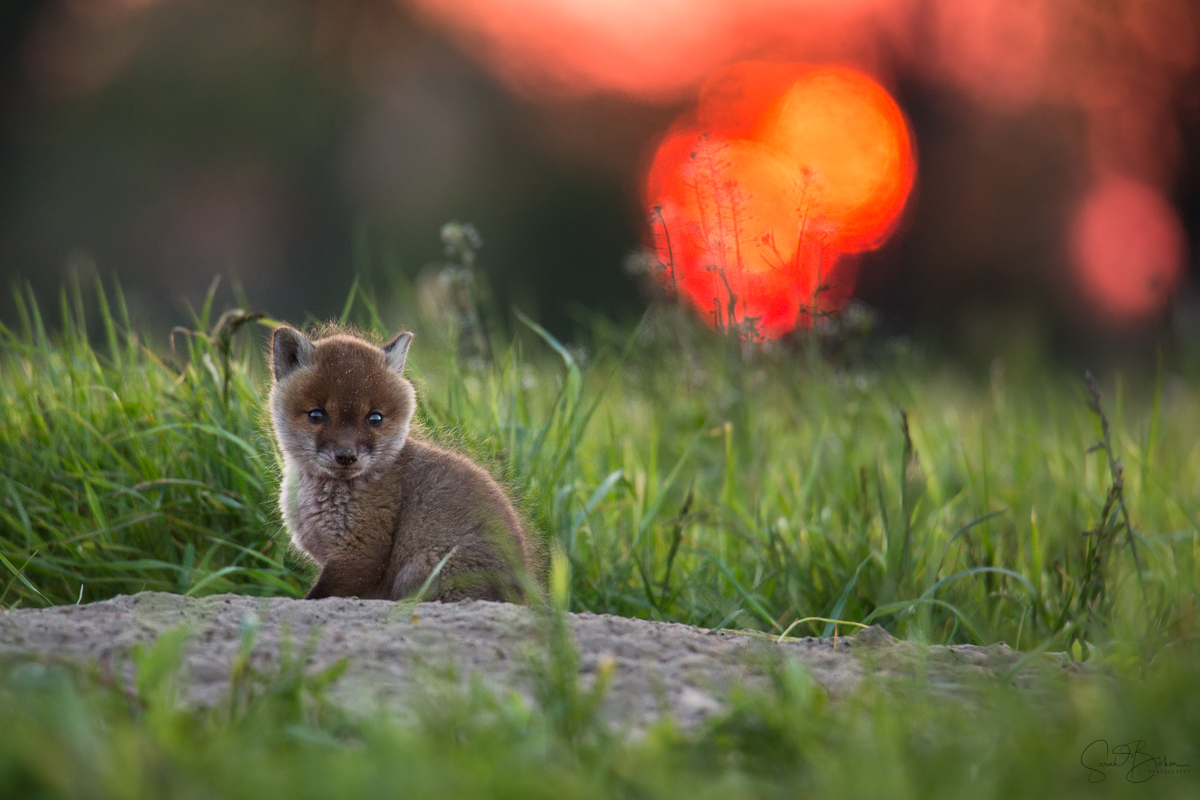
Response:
[304,554,386,600]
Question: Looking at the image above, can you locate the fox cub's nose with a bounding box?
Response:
[334,449,358,466]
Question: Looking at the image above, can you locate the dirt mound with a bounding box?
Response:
[0,593,1078,728]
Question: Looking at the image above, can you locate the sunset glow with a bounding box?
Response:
[402,0,883,99]
[400,0,1197,328]
[644,63,914,337]
[28,0,1193,330]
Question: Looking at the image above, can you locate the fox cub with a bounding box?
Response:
[268,325,536,602]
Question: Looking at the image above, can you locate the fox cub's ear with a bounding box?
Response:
[272,326,314,381]
[383,331,413,375]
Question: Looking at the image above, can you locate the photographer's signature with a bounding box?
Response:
[1080,740,1190,783]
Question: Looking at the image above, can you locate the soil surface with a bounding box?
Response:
[0,593,1078,728]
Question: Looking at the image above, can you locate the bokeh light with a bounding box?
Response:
[1069,175,1186,325]
[644,63,914,337]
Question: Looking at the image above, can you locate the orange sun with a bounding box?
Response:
[644,63,915,337]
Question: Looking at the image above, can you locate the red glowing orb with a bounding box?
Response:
[644,63,915,337]
[1069,175,1186,325]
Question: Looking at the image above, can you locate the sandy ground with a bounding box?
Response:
[0,593,1080,728]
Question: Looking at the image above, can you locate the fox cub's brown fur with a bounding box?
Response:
[268,325,536,602]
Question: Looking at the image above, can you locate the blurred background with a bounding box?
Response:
[1,0,1198,356]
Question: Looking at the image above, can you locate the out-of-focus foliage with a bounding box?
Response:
[0,606,1198,799]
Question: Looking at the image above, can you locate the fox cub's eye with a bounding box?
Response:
[308,410,327,424]
[366,412,384,427]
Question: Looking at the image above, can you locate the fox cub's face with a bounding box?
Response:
[269,327,416,480]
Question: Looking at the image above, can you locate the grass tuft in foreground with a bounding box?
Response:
[0,612,1197,799]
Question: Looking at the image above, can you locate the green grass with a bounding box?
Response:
[1,269,1199,797]
[2,274,1196,656]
